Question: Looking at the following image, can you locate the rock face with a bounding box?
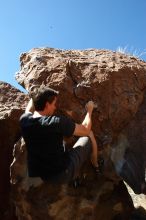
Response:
[11,138,137,220]
[111,92,146,194]
[0,81,28,220]
[10,48,146,219]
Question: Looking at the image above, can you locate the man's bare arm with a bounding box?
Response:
[73,101,95,136]
[25,98,35,113]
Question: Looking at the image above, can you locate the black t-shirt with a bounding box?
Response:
[19,112,75,179]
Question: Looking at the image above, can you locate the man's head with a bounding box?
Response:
[29,86,59,114]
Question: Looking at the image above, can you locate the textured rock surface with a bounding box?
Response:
[0,81,28,220]
[10,48,146,219]
[16,48,146,137]
[111,92,146,194]
[11,139,145,220]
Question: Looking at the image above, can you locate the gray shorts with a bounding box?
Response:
[49,136,92,183]
[67,136,92,179]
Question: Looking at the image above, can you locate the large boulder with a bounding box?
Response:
[11,137,137,220]
[10,48,146,219]
[16,48,146,135]
[0,81,28,219]
[15,47,146,192]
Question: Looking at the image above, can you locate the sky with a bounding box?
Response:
[0,0,146,92]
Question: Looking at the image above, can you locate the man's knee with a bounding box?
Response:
[73,136,92,151]
[72,137,92,161]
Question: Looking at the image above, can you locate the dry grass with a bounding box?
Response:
[117,45,146,59]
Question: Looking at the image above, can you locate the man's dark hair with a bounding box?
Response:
[29,85,59,111]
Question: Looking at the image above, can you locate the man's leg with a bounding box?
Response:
[67,136,92,179]
[89,131,98,167]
